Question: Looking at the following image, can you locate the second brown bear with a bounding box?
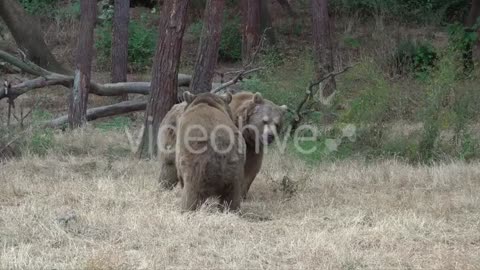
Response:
[175,92,246,211]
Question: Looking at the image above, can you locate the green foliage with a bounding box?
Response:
[218,14,242,61]
[340,62,391,124]
[187,21,203,38]
[390,40,437,77]
[53,0,80,20]
[447,22,479,73]
[95,116,131,132]
[28,128,54,156]
[343,36,361,49]
[418,52,457,162]
[188,12,242,62]
[20,0,58,14]
[96,14,157,71]
[330,0,467,24]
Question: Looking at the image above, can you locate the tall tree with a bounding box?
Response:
[0,0,69,74]
[466,0,480,27]
[68,0,97,128]
[136,0,190,158]
[111,0,130,101]
[311,0,336,99]
[241,0,261,65]
[190,0,225,94]
[462,0,480,72]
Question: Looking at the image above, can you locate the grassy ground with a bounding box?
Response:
[1,129,479,269]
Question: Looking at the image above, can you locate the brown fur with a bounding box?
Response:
[175,92,245,211]
[157,91,287,198]
[157,102,187,189]
[229,92,287,197]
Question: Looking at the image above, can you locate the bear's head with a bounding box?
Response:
[233,92,288,147]
[183,91,234,120]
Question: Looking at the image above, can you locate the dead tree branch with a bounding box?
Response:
[211,67,264,93]
[211,29,268,94]
[0,49,192,101]
[291,65,354,131]
[46,100,147,128]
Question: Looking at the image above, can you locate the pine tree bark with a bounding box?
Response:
[311,0,336,98]
[68,0,97,128]
[190,0,225,94]
[241,0,261,65]
[111,0,130,101]
[136,0,190,158]
[0,0,69,74]
[466,0,480,27]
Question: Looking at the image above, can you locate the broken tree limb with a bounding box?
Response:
[45,100,147,128]
[211,67,264,94]
[211,31,267,94]
[290,65,354,132]
[0,49,192,101]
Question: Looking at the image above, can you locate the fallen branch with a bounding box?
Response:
[211,30,268,94]
[45,100,147,128]
[0,49,192,101]
[290,65,354,131]
[211,67,264,94]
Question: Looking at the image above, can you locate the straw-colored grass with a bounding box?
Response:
[1,129,479,269]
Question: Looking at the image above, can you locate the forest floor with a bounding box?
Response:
[1,128,480,269]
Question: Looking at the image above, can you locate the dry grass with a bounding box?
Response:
[1,129,480,270]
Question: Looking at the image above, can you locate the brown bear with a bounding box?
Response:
[157,102,187,189]
[157,91,287,198]
[228,92,288,197]
[175,91,245,211]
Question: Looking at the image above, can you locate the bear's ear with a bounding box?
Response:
[253,92,264,104]
[280,105,288,111]
[183,91,196,104]
[221,92,233,104]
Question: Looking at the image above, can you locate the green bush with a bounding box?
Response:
[96,15,157,71]
[53,0,80,20]
[95,116,131,132]
[28,128,54,156]
[188,12,242,62]
[390,40,437,77]
[418,51,457,162]
[219,14,242,61]
[330,0,467,24]
[20,0,58,14]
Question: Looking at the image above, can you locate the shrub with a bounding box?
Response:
[20,0,58,14]
[418,51,457,162]
[330,0,468,24]
[219,14,242,61]
[390,40,437,77]
[188,12,242,62]
[96,14,157,71]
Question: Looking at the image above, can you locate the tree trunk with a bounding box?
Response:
[311,0,336,99]
[68,0,97,128]
[466,0,480,27]
[111,0,130,101]
[465,0,480,69]
[241,0,261,65]
[260,0,276,45]
[0,0,69,74]
[276,0,296,17]
[190,0,225,94]
[136,0,190,158]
